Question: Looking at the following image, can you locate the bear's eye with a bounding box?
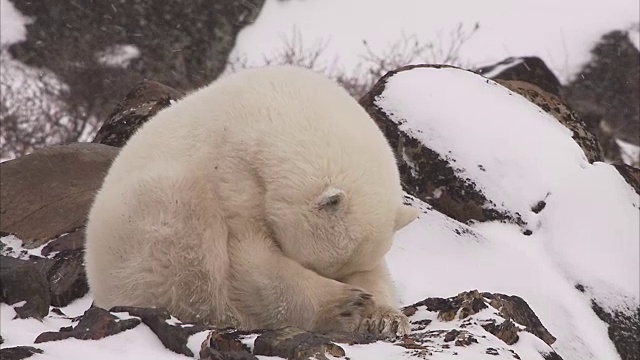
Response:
[320,195,341,208]
[315,187,346,212]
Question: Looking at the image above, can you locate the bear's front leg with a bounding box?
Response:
[341,261,410,338]
[228,228,375,334]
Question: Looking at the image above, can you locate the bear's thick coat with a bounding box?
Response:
[85,65,418,337]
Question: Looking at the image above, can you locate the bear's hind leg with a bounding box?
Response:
[87,163,233,326]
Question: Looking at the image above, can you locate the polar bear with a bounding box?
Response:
[84,65,418,337]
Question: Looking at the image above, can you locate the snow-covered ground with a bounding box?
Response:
[230,0,640,83]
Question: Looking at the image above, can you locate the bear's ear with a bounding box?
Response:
[394,205,419,231]
[314,187,346,212]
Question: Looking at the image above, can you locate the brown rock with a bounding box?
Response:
[93,79,186,148]
[482,292,556,345]
[481,319,519,345]
[403,290,558,349]
[253,327,346,360]
[35,307,140,343]
[359,64,523,226]
[41,230,85,257]
[0,143,119,248]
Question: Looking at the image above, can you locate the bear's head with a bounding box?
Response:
[266,185,419,278]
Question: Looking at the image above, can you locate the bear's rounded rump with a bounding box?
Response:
[84,65,418,337]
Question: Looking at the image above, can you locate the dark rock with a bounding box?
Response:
[481,319,519,345]
[41,230,85,257]
[0,346,44,360]
[253,327,346,360]
[35,307,140,343]
[110,306,213,357]
[482,292,556,345]
[199,331,258,360]
[495,79,603,163]
[563,30,639,147]
[93,80,186,147]
[47,249,89,307]
[591,301,639,360]
[0,143,119,247]
[443,329,459,342]
[436,290,488,321]
[475,56,562,97]
[404,290,558,349]
[542,351,566,360]
[359,64,524,226]
[531,200,546,214]
[486,347,500,355]
[0,256,50,319]
[613,164,640,195]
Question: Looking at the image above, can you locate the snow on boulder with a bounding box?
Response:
[362,65,640,360]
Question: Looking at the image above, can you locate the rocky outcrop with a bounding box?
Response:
[93,79,186,147]
[0,289,559,359]
[360,64,526,226]
[0,143,118,247]
[402,290,556,348]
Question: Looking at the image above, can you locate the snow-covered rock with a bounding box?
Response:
[362,65,639,360]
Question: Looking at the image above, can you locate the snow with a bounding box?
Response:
[230,0,639,83]
[0,0,30,47]
[475,57,524,78]
[0,299,186,360]
[0,234,50,259]
[96,44,141,68]
[617,138,640,166]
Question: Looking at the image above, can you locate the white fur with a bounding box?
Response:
[84,65,419,336]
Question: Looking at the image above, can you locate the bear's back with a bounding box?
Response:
[102,66,400,199]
